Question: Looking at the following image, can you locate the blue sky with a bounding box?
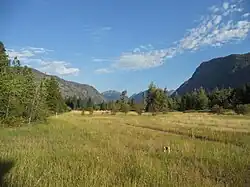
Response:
[1,0,250,96]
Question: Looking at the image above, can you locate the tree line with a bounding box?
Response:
[66,81,250,116]
[0,42,68,126]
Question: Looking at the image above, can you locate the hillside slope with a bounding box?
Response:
[176,52,250,95]
[130,89,175,103]
[32,69,106,104]
[102,90,129,101]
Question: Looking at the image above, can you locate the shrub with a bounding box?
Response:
[88,107,94,115]
[162,110,168,115]
[110,104,118,115]
[134,104,143,115]
[211,105,224,114]
[81,109,85,115]
[0,116,23,127]
[235,104,250,115]
[121,103,130,115]
[111,109,117,115]
[136,109,142,115]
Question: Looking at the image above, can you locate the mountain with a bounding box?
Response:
[102,90,129,101]
[31,68,106,104]
[175,52,250,95]
[130,89,175,103]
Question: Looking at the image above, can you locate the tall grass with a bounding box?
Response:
[0,112,250,186]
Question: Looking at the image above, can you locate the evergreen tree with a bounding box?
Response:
[120,90,127,103]
[145,82,169,114]
[129,98,136,111]
[196,87,209,110]
[100,101,107,110]
[45,77,66,114]
[121,103,130,114]
[87,97,93,108]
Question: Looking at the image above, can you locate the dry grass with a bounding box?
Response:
[0,112,250,186]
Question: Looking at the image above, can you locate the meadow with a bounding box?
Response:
[0,111,250,187]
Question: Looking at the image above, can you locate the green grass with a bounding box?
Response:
[0,111,250,186]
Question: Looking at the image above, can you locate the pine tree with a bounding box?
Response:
[100,101,107,110]
[45,77,66,114]
[196,87,209,110]
[145,82,169,114]
[87,97,93,108]
[121,103,130,114]
[120,90,127,103]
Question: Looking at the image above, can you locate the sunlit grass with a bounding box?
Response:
[0,112,250,186]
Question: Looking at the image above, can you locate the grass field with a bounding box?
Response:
[1,111,250,187]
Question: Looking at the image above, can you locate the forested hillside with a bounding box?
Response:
[176,52,250,95]
[32,68,106,104]
[0,42,68,126]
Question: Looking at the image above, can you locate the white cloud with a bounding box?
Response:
[92,58,111,62]
[242,13,250,18]
[209,5,220,13]
[7,46,53,60]
[214,15,222,25]
[107,0,250,70]
[39,60,80,75]
[94,68,113,74]
[113,48,177,70]
[7,47,80,76]
[25,46,53,53]
[223,2,229,10]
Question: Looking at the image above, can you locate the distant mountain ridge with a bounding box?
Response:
[130,89,175,103]
[175,52,250,95]
[31,68,106,104]
[31,51,250,104]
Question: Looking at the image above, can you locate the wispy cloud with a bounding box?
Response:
[83,25,112,42]
[94,68,113,74]
[242,13,250,18]
[104,0,250,71]
[7,46,53,59]
[7,47,80,76]
[92,58,111,62]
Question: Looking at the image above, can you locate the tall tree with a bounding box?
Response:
[145,82,169,114]
[196,87,209,110]
[45,77,66,114]
[120,90,127,103]
[87,97,93,108]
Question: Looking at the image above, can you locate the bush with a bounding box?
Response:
[0,116,23,127]
[235,104,250,115]
[162,110,168,114]
[111,109,117,115]
[134,104,144,115]
[211,105,224,114]
[110,104,118,115]
[136,109,142,115]
[121,103,130,115]
[87,107,94,115]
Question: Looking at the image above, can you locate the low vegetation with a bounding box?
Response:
[1,112,250,186]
